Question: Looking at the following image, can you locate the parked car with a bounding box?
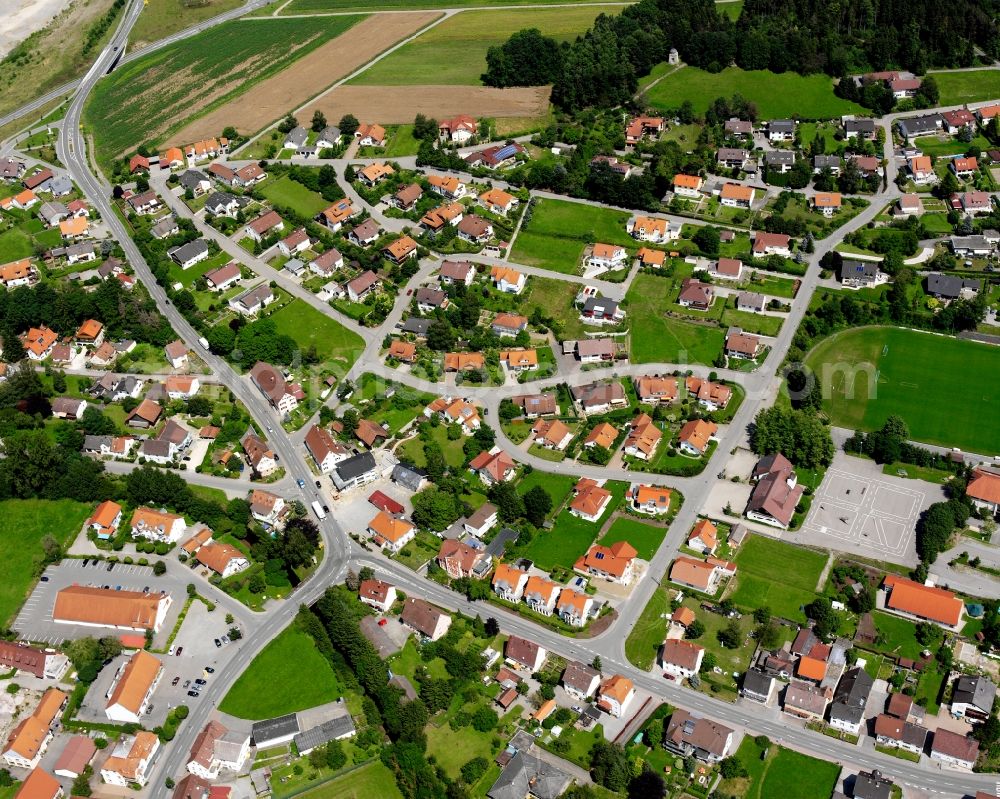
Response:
[195,678,207,686]
[204,666,215,674]
[183,680,190,688]
[171,677,180,686]
[175,647,183,656]
[187,690,199,698]
[214,638,222,648]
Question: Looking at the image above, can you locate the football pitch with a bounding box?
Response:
[804,326,1000,453]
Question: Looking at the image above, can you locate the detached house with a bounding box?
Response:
[909,156,935,185]
[244,210,284,243]
[665,710,733,763]
[557,589,593,627]
[479,188,518,216]
[492,563,529,602]
[746,452,803,529]
[438,115,477,143]
[627,216,675,243]
[623,412,661,460]
[359,579,397,613]
[131,507,185,543]
[368,511,416,554]
[250,361,299,415]
[305,424,348,472]
[428,174,465,200]
[491,265,526,294]
[401,598,451,641]
[661,639,704,680]
[355,123,386,147]
[630,484,672,516]
[720,182,754,208]
[678,419,717,456]
[725,329,762,360]
[672,174,703,197]
[437,539,489,579]
[597,675,635,718]
[586,243,628,272]
[469,449,516,486]
[347,270,381,302]
[576,540,637,585]
[523,576,559,616]
[569,478,612,522]
[505,635,545,672]
[562,662,600,701]
[752,231,791,258]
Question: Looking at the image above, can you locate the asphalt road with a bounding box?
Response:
[39,0,1000,791]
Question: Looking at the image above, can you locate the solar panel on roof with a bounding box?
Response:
[494,144,518,160]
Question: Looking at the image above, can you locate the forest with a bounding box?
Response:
[482,0,1000,110]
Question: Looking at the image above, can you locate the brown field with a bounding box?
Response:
[304,84,552,125]
[169,11,442,144]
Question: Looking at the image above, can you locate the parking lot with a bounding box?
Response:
[13,558,189,646]
[798,454,945,566]
[75,601,242,726]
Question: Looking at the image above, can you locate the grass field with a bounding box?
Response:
[645,66,864,119]
[759,747,840,799]
[521,276,590,340]
[258,175,330,218]
[349,7,614,85]
[600,516,667,560]
[398,424,468,469]
[511,197,633,274]
[85,16,363,167]
[269,300,364,372]
[515,470,575,514]
[0,499,91,626]
[288,0,621,9]
[220,626,339,719]
[935,69,1000,106]
[624,272,725,365]
[130,0,244,47]
[518,481,625,570]
[728,536,826,622]
[625,586,670,670]
[804,326,1000,453]
[296,761,404,799]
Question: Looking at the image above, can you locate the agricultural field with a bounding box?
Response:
[728,535,827,622]
[85,15,365,167]
[220,626,340,718]
[804,326,1000,453]
[645,66,864,119]
[0,499,91,626]
[935,69,1000,106]
[624,272,726,365]
[269,300,364,373]
[285,0,621,9]
[130,0,245,48]
[349,6,615,86]
[511,197,633,275]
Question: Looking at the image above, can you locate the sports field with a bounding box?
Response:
[348,6,616,86]
[804,326,1000,453]
[645,66,864,119]
[85,15,365,166]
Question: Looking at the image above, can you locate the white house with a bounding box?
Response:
[661,639,705,681]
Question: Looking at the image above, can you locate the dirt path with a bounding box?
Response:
[168,11,442,144]
[304,84,551,125]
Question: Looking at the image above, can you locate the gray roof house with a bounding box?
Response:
[926,272,981,299]
[951,674,997,721]
[487,751,572,799]
[292,714,356,755]
[765,150,795,171]
[168,239,210,269]
[49,175,73,196]
[401,317,431,336]
[332,451,378,491]
[897,114,944,139]
[840,259,884,288]
[151,217,179,239]
[853,770,893,799]
[179,169,210,193]
[813,154,842,172]
[284,126,309,149]
[391,463,427,492]
[741,669,774,703]
[828,666,874,733]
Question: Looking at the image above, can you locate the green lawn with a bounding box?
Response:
[130,0,245,46]
[936,69,1000,105]
[804,325,1000,453]
[869,611,924,660]
[85,15,364,167]
[511,197,633,275]
[600,516,667,560]
[296,761,404,799]
[913,133,993,158]
[625,272,725,365]
[258,175,331,218]
[0,227,33,262]
[398,423,467,469]
[426,717,497,777]
[269,300,364,374]
[625,587,670,669]
[521,276,590,340]
[728,536,826,622]
[645,66,864,119]
[759,747,840,799]
[383,125,422,157]
[515,470,576,513]
[220,626,340,719]
[349,7,614,85]
[518,481,626,570]
[0,499,91,626]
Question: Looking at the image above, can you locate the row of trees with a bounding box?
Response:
[483,0,999,112]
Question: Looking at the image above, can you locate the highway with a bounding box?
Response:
[35,0,1000,793]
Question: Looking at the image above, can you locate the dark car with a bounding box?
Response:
[195,678,207,685]
[171,677,180,686]
[175,647,183,656]
[107,563,114,571]
[323,505,330,514]
[315,480,321,488]
[40,576,49,582]
[214,638,222,648]
[204,666,215,674]
[82,559,89,567]
[187,690,199,697]
[183,680,190,688]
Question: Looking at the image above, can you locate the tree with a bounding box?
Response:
[485,617,500,636]
[973,714,1000,746]
[311,110,327,132]
[753,606,771,625]
[718,757,748,779]
[717,619,741,649]
[278,114,298,134]
[917,501,962,563]
[685,620,706,640]
[804,597,838,640]
[489,481,525,522]
[461,757,490,784]
[692,226,721,257]
[750,406,834,468]
[325,739,347,771]
[411,487,461,531]
[592,655,602,671]
[413,114,438,141]
[471,706,497,732]
[628,771,665,799]
[482,28,562,88]
[153,561,166,576]
[590,741,634,792]
[338,114,360,138]
[523,485,553,526]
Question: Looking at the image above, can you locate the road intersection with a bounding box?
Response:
[1,1,991,793]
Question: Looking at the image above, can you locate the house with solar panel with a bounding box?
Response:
[839,259,888,289]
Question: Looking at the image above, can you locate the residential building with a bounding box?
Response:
[427,175,466,200]
[492,563,529,602]
[678,278,714,310]
[100,732,160,787]
[584,422,618,450]
[465,142,526,169]
[717,148,749,169]
[951,675,996,722]
[688,518,718,554]
[625,115,664,145]
[437,539,488,579]
[383,235,418,264]
[196,542,249,578]
[355,123,386,147]
[19,326,58,360]
[439,260,475,286]
[244,210,284,242]
[556,588,593,627]
[186,720,251,780]
[230,284,276,316]
[623,412,661,460]
[664,709,733,762]
[630,484,672,515]
[672,174,704,197]
[844,118,876,139]
[812,192,842,216]
[853,770,894,799]
[479,188,518,216]
[305,425,348,473]
[840,260,887,289]
[967,468,1000,515]
[505,635,545,672]
[53,736,96,779]
[627,216,675,243]
[661,639,705,680]
[635,375,678,403]
[243,433,279,477]
[576,338,617,364]
[828,667,874,735]
[746,453,803,529]
[874,713,927,755]
[332,451,378,491]
[439,115,477,143]
[678,418,717,456]
[575,540,638,585]
[368,511,416,553]
[813,154,842,174]
[752,231,791,257]
[105,650,163,723]
[711,257,743,281]
[347,270,381,302]
[486,751,571,799]
[491,265,525,294]
[586,243,628,272]
[2,688,67,769]
[768,119,795,141]
[491,312,528,337]
[930,729,979,769]
[523,576,559,616]
[741,669,775,703]
[250,361,299,415]
[927,272,982,300]
[765,150,795,173]
[783,682,830,722]
[737,291,766,313]
[444,352,485,372]
[400,598,451,641]
[15,769,63,799]
[562,661,600,700]
[597,675,635,717]
[669,556,728,593]
[909,155,935,184]
[130,507,186,543]
[720,182,755,208]
[0,642,67,681]
[569,478,612,522]
[359,579,397,612]
[530,418,572,451]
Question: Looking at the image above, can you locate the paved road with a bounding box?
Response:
[101,458,288,496]
[46,0,1000,790]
